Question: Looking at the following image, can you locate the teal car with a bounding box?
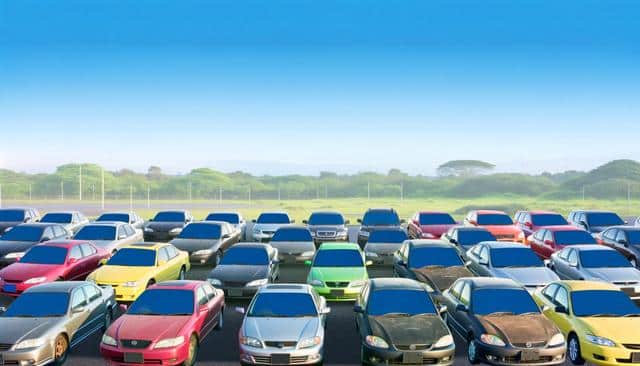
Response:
[306,242,371,301]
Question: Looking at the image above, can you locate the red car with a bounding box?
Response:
[407,211,457,239]
[513,210,571,238]
[464,210,525,243]
[527,226,597,259]
[101,280,224,366]
[0,240,109,296]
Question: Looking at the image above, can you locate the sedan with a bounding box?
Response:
[354,278,455,365]
[40,211,89,234]
[0,207,39,235]
[527,226,596,259]
[170,221,240,265]
[0,281,116,366]
[440,226,496,256]
[269,227,316,264]
[96,211,145,230]
[303,211,349,244]
[0,240,110,296]
[568,210,626,235]
[251,212,294,242]
[357,208,404,247]
[73,222,142,254]
[208,243,279,298]
[465,242,559,291]
[143,210,194,242]
[464,210,525,243]
[101,280,224,366]
[513,210,570,238]
[407,211,457,239]
[598,226,640,268]
[363,228,408,265]
[441,277,566,365]
[205,211,247,240]
[0,223,70,266]
[237,284,330,365]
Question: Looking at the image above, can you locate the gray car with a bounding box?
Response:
[0,223,71,266]
[269,227,316,264]
[548,245,640,302]
[0,281,116,366]
[40,211,89,234]
[170,221,240,265]
[205,211,247,240]
[363,228,408,265]
[95,211,145,230]
[465,242,560,292]
[0,208,40,236]
[143,210,194,242]
[237,284,330,365]
[73,222,142,253]
[251,212,294,242]
[303,211,349,244]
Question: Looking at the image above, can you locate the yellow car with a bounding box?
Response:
[533,280,640,366]
[87,242,190,303]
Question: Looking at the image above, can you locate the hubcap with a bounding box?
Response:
[468,341,476,361]
[180,269,185,280]
[188,337,197,364]
[569,339,578,361]
[55,337,67,359]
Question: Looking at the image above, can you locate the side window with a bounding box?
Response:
[43,227,54,240]
[167,246,178,259]
[117,226,127,239]
[69,245,83,260]
[459,283,471,305]
[450,281,465,299]
[479,246,489,263]
[70,289,88,310]
[80,243,96,257]
[567,250,578,266]
[553,287,569,309]
[402,244,410,261]
[615,231,627,244]
[602,229,614,240]
[568,212,575,223]
[202,283,216,300]
[196,287,208,306]
[158,248,169,263]
[579,213,587,224]
[533,230,544,241]
[469,245,480,258]
[542,284,558,301]
[544,231,554,243]
[557,249,569,260]
[83,285,101,302]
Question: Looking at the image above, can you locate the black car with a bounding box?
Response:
[440,226,496,257]
[357,208,404,247]
[393,240,473,294]
[143,210,194,241]
[441,277,565,365]
[598,226,640,268]
[304,211,350,244]
[207,243,279,298]
[354,278,455,365]
[0,208,40,236]
[567,210,625,235]
[169,221,240,265]
[0,223,70,266]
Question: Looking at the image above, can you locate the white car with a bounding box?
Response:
[251,212,294,242]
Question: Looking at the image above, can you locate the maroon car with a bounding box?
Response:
[513,210,571,238]
[407,211,457,239]
[527,226,596,259]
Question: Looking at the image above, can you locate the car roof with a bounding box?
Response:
[408,240,454,249]
[451,225,491,232]
[561,280,619,292]
[481,241,529,249]
[365,207,396,212]
[545,225,583,232]
[152,280,201,290]
[42,211,78,215]
[613,226,640,232]
[570,209,618,214]
[527,210,561,215]
[27,281,88,293]
[99,211,134,215]
[275,226,310,231]
[15,222,60,228]
[260,284,312,294]
[83,221,123,227]
[417,211,451,215]
[206,211,240,216]
[318,242,360,250]
[475,210,508,215]
[258,211,289,215]
[0,207,32,212]
[369,278,429,291]
[229,243,271,250]
[466,277,521,290]
[124,242,165,250]
[370,227,406,233]
[187,221,223,226]
[37,239,89,248]
[569,244,615,252]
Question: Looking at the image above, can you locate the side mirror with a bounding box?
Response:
[320,307,331,315]
[222,234,230,239]
[543,259,551,268]
[148,218,153,222]
[618,239,628,246]
[397,260,407,267]
[235,306,246,315]
[68,257,78,264]
[438,305,448,314]
[304,260,312,266]
[290,219,295,224]
[365,260,373,266]
[468,220,477,226]
[357,219,362,224]
[400,219,406,224]
[72,306,86,314]
[455,304,468,312]
[450,238,458,244]
[353,305,364,313]
[158,259,167,266]
[479,260,489,266]
[525,222,533,228]
[251,219,257,223]
[302,220,308,224]
[555,305,568,314]
[569,261,578,268]
[119,304,129,312]
[99,258,108,266]
[544,240,554,246]
[118,234,127,240]
[199,304,209,313]
[0,306,6,314]
[345,220,351,225]
[40,237,51,243]
[579,221,588,229]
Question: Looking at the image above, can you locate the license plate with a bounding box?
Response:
[3,284,16,293]
[520,349,539,361]
[228,289,243,297]
[632,352,640,363]
[402,352,423,364]
[271,353,290,364]
[330,289,344,297]
[124,352,143,363]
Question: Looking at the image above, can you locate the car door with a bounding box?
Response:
[553,249,571,279]
[541,230,556,258]
[69,287,92,345]
[393,243,411,278]
[80,284,107,340]
[614,230,633,259]
[195,286,216,337]
[529,230,545,257]
[547,285,573,335]
[268,247,279,282]
[600,228,617,247]
[565,249,582,279]
[354,282,370,340]
[203,283,224,334]
[443,281,467,336]
[79,243,101,278]
[475,246,492,277]
[66,245,85,280]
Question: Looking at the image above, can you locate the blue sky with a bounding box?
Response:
[1,0,639,175]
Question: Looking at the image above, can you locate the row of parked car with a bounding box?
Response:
[0,206,639,366]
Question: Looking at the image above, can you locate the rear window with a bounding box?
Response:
[107,248,156,267]
[153,211,186,222]
[257,213,290,224]
[586,212,624,227]
[531,213,568,226]
[408,247,463,269]
[272,228,313,242]
[490,247,543,268]
[178,223,221,239]
[308,212,344,226]
[313,249,363,267]
[362,210,400,226]
[419,213,455,225]
[40,213,73,224]
[579,250,632,268]
[0,210,25,222]
[74,225,116,241]
[96,213,130,223]
[220,247,269,265]
[553,230,596,245]
[0,226,44,242]
[20,246,69,265]
[205,213,240,224]
[477,214,513,226]
[457,230,496,247]
[367,230,407,244]
[471,288,539,316]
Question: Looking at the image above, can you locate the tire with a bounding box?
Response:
[52,334,69,365]
[178,267,186,280]
[467,338,480,364]
[146,279,155,289]
[212,250,222,267]
[182,334,199,366]
[215,309,224,330]
[568,334,585,365]
[360,344,368,365]
[102,310,112,331]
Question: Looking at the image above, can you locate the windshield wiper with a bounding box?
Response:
[519,312,540,316]
[588,313,620,317]
[623,313,640,317]
[485,311,514,316]
[382,312,411,317]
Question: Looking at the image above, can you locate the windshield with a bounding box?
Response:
[587,212,624,227]
[579,250,632,268]
[571,290,640,317]
[74,225,115,241]
[457,230,496,247]
[0,226,43,242]
[368,230,407,244]
[128,289,194,315]
[178,223,221,239]
[153,211,186,222]
[96,213,129,223]
[367,289,436,316]
[409,247,463,269]
[313,249,363,267]
[0,210,25,222]
[490,248,543,268]
[554,230,596,245]
[220,247,269,265]
[3,292,69,317]
[477,214,513,226]
[626,231,640,246]
[257,213,290,224]
[107,248,156,266]
[40,213,72,224]
[362,210,400,226]
[205,213,239,224]
[19,246,68,265]
[308,212,344,225]
[531,214,568,226]
[272,228,313,242]
[471,288,540,316]
[249,292,317,317]
[419,213,455,225]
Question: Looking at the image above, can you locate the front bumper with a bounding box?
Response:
[0,258,18,267]
[239,342,323,365]
[312,233,348,243]
[0,341,56,366]
[580,340,640,366]
[253,233,275,242]
[143,231,179,242]
[364,252,396,265]
[101,341,189,366]
[361,342,455,366]
[278,252,314,264]
[189,251,214,265]
[476,342,565,366]
[312,285,362,301]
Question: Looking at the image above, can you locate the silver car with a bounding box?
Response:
[269,227,316,264]
[205,211,247,240]
[237,284,330,365]
[548,244,640,302]
[95,211,145,230]
[73,222,143,253]
[251,212,294,242]
[40,211,89,234]
[0,281,116,366]
[303,211,349,244]
[363,228,408,265]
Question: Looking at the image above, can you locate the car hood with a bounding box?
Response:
[588,226,610,233]
[253,223,290,232]
[481,225,522,236]
[146,222,185,231]
[310,266,367,282]
[579,317,640,343]
[478,314,558,346]
[492,267,560,287]
[0,262,63,282]
[92,265,152,283]
[420,224,456,237]
[170,238,221,252]
[0,317,62,345]
[0,241,37,255]
[364,243,403,254]
[270,241,315,254]
[582,267,640,283]
[209,264,268,283]
[89,240,118,249]
[243,316,320,342]
[368,314,449,347]
[112,314,191,341]
[411,265,474,291]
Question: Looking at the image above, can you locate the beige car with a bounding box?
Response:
[0,281,116,365]
[73,222,143,253]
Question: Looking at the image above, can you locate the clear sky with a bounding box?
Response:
[1,0,639,175]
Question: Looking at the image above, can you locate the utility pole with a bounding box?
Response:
[101,168,105,210]
[60,181,64,201]
[79,165,82,201]
[219,187,223,206]
[28,184,32,201]
[367,182,370,200]
[147,185,150,209]
[129,185,133,211]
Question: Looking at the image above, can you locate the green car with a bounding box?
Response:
[306,242,371,301]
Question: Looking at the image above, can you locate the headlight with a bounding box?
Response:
[208,278,222,286]
[309,279,323,287]
[300,251,315,257]
[122,281,139,288]
[548,333,565,347]
[253,227,261,234]
[101,334,117,346]
[298,336,321,349]
[359,231,370,237]
[586,334,615,347]
[309,231,316,237]
[169,228,182,234]
[245,278,268,287]
[349,280,366,288]
[154,336,185,349]
[3,226,13,233]
[4,252,24,259]
[15,338,45,350]
[365,252,378,257]
[24,277,47,285]
[144,227,154,232]
[434,335,454,348]
[365,335,389,349]
[193,249,213,256]
[240,336,263,348]
[480,334,506,346]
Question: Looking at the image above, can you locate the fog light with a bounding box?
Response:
[370,356,380,363]
[485,355,497,361]
[441,356,452,361]
[309,354,321,360]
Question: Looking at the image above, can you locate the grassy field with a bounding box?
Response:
[4,196,638,222]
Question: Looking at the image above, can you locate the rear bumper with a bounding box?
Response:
[219,286,261,299]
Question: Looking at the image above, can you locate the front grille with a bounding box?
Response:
[264,341,297,348]
[512,341,547,348]
[0,343,13,351]
[110,356,163,364]
[624,344,640,350]
[495,234,515,240]
[390,357,438,365]
[395,344,431,351]
[317,231,336,237]
[262,231,275,235]
[252,355,309,365]
[120,339,152,349]
[222,281,246,288]
[502,355,554,364]
[325,281,349,288]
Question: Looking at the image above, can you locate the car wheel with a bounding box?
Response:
[467,338,480,364]
[146,279,155,288]
[182,334,199,366]
[179,266,186,280]
[213,250,222,267]
[102,310,112,331]
[360,344,368,365]
[568,334,585,365]
[215,309,224,330]
[52,334,69,365]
